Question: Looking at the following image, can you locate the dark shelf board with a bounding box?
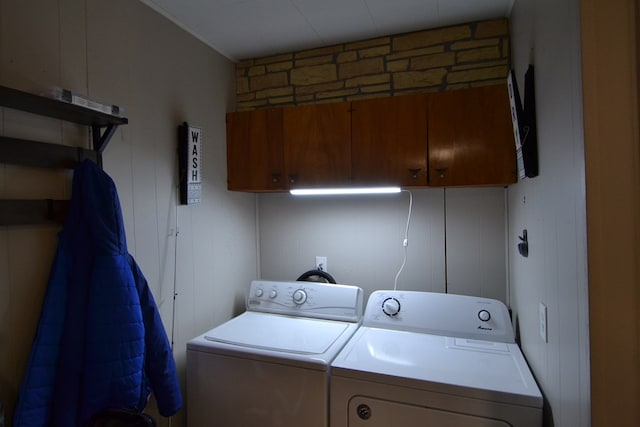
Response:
[0,85,128,127]
[0,199,68,225]
[0,136,97,169]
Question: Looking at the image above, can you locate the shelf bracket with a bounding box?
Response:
[92,124,119,167]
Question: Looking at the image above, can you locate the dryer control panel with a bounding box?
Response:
[363,290,515,343]
[246,280,363,323]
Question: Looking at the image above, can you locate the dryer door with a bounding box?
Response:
[348,396,510,427]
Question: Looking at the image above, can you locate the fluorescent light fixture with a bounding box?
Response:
[290,187,401,196]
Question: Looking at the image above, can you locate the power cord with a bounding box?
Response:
[393,190,413,290]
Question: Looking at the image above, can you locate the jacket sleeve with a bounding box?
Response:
[129,255,183,417]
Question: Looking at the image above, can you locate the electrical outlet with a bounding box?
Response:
[539,302,548,343]
[315,256,328,272]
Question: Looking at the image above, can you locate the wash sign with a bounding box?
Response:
[179,123,202,205]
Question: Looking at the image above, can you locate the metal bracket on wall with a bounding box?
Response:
[518,229,529,257]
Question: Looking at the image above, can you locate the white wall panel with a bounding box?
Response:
[508,0,590,424]
[445,187,507,302]
[258,188,506,304]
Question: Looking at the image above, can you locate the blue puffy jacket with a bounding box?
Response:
[13,159,182,426]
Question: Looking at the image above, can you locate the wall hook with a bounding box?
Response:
[518,229,529,257]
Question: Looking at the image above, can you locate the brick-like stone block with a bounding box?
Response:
[339,57,384,79]
[237,93,255,102]
[359,45,391,58]
[256,86,294,100]
[250,72,288,91]
[502,39,509,58]
[452,59,508,71]
[237,77,249,94]
[295,45,343,59]
[387,59,410,72]
[255,53,293,66]
[236,59,254,69]
[291,64,338,85]
[237,99,268,110]
[475,19,508,38]
[394,68,447,89]
[411,52,456,70]
[269,95,294,105]
[248,65,266,76]
[295,81,344,96]
[361,83,391,94]
[456,46,501,63]
[337,51,358,63]
[316,88,359,100]
[387,46,444,61]
[451,38,500,50]
[345,74,390,88]
[447,65,509,84]
[297,94,315,103]
[345,37,390,50]
[393,25,471,51]
[267,61,293,72]
[296,55,334,67]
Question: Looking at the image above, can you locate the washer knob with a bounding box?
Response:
[293,289,307,305]
[382,297,401,316]
[255,289,264,297]
[269,290,278,299]
[478,309,491,322]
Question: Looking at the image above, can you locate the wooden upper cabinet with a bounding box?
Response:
[282,102,351,188]
[226,108,285,191]
[351,94,428,187]
[427,84,517,187]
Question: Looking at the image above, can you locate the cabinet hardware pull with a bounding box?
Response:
[435,168,447,179]
[288,173,298,184]
[408,168,421,179]
[271,173,281,183]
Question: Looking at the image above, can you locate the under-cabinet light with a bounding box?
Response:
[290,187,402,196]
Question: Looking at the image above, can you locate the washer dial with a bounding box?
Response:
[293,289,307,305]
[478,309,491,322]
[382,297,401,316]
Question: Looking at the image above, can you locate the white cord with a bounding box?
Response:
[393,190,413,290]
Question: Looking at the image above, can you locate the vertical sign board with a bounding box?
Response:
[179,123,202,205]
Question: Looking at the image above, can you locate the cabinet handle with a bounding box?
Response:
[288,173,298,184]
[271,173,281,183]
[408,168,421,179]
[435,168,447,179]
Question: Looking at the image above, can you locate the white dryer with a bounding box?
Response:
[187,280,363,427]
[330,290,543,427]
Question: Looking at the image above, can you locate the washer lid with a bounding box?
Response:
[204,311,351,354]
[332,327,543,408]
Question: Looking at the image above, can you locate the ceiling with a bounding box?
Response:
[139,0,514,62]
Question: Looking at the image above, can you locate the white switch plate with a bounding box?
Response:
[315,256,328,272]
[539,302,548,342]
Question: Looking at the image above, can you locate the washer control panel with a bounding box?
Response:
[247,280,363,322]
[364,290,515,343]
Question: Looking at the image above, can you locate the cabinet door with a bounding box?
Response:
[226,108,285,191]
[427,84,517,187]
[351,94,428,187]
[282,102,351,188]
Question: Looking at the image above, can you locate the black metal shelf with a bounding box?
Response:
[0,84,128,225]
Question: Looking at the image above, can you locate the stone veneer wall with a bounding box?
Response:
[235,18,510,111]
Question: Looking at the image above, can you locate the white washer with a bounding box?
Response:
[187,280,363,427]
[330,291,543,427]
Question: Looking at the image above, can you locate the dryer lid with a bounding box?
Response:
[332,327,543,408]
[204,311,351,354]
